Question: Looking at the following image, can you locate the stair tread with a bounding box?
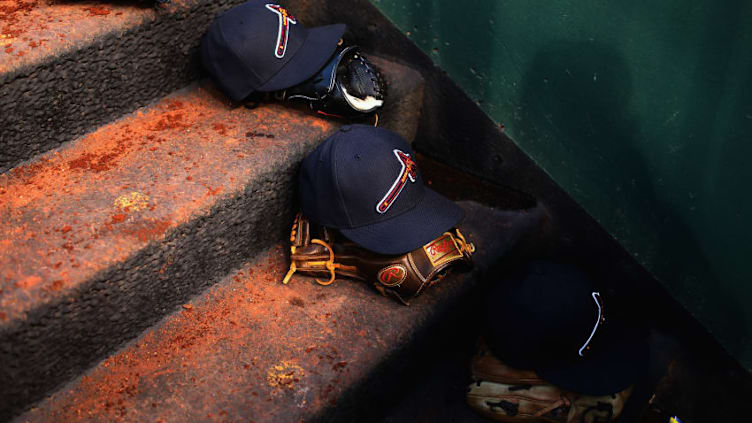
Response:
[16,201,545,423]
[0,83,335,322]
[0,0,252,173]
[0,0,402,173]
[0,1,154,76]
[0,56,424,420]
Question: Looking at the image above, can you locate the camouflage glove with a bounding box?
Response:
[467,340,633,423]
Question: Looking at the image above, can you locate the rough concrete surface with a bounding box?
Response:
[0,82,334,421]
[15,201,545,423]
[0,56,423,420]
[0,0,248,173]
[0,0,422,173]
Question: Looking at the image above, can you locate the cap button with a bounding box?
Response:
[340,125,351,132]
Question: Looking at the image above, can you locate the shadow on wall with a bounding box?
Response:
[515,40,746,355]
[680,0,752,364]
[413,0,512,177]
[387,0,749,362]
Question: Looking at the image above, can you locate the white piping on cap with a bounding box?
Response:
[578,292,603,357]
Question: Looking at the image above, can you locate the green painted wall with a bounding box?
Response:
[371,0,752,369]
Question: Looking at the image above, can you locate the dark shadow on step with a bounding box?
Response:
[285,1,752,421]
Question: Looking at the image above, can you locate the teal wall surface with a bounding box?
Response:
[370,0,752,369]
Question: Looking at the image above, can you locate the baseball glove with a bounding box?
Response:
[282,212,475,305]
[280,44,386,119]
[467,341,632,423]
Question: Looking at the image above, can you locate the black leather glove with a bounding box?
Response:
[281,44,386,119]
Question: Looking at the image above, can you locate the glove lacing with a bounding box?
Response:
[282,217,351,286]
[452,228,476,255]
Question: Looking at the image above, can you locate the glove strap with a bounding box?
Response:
[309,239,336,286]
[282,214,356,286]
[284,239,356,286]
[453,228,476,256]
[282,213,303,285]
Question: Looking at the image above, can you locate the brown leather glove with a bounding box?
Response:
[282,212,475,305]
[467,340,632,423]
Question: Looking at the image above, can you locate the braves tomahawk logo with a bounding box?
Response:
[578,292,605,357]
[265,4,297,58]
[376,149,417,214]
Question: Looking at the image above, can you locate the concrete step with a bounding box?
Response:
[14,200,546,423]
[0,58,423,420]
[0,0,257,173]
[0,0,374,173]
[0,0,414,173]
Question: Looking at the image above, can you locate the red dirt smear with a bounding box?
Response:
[67,132,133,173]
[212,122,229,136]
[0,0,37,17]
[110,214,127,224]
[166,99,183,110]
[10,158,49,185]
[0,0,40,39]
[123,218,171,242]
[46,279,63,291]
[83,6,110,16]
[200,183,223,197]
[150,113,189,131]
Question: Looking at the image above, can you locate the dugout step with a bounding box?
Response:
[15,200,546,423]
[0,0,253,173]
[0,0,384,173]
[0,55,423,421]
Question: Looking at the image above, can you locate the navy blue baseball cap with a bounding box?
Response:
[201,1,345,101]
[299,125,463,255]
[484,261,649,396]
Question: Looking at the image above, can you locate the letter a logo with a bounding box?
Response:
[265,4,297,58]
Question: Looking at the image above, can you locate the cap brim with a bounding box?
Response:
[258,23,346,92]
[535,325,650,395]
[340,189,464,255]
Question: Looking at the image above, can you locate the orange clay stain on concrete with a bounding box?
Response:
[0,0,157,73]
[25,248,378,422]
[0,83,337,322]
